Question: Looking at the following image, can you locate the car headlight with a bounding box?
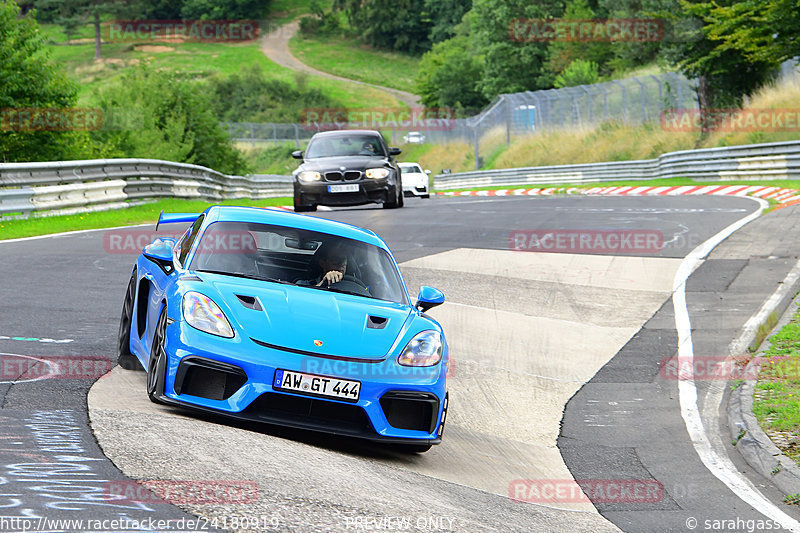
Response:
[297,171,321,183]
[398,330,442,367]
[182,291,234,338]
[366,168,390,179]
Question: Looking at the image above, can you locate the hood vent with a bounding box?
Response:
[236,294,263,311]
[366,315,388,330]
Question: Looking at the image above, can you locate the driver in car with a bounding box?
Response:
[359,142,378,156]
[316,246,348,286]
[295,245,348,287]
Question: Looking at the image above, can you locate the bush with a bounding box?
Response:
[554,59,599,88]
[208,65,334,123]
[90,65,249,174]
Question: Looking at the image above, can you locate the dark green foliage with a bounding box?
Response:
[415,34,487,112]
[208,65,334,123]
[334,0,432,54]
[0,0,88,162]
[179,0,272,20]
[90,66,249,174]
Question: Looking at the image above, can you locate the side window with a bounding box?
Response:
[176,215,204,267]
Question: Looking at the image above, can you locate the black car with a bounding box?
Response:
[291,130,404,212]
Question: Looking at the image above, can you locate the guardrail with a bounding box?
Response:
[434,140,800,190]
[0,158,293,217]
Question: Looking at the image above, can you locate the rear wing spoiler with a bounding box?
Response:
[156,211,201,231]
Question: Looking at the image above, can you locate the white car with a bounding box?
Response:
[399,162,431,198]
[403,131,426,144]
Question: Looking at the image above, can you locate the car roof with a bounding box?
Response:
[201,206,387,250]
[310,129,382,138]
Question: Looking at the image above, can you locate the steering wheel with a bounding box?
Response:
[329,274,370,295]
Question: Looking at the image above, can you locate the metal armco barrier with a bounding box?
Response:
[0,158,293,217]
[434,140,800,190]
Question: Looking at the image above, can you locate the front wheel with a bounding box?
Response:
[147,308,169,404]
[117,270,142,371]
[383,185,402,209]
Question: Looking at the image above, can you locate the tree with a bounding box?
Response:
[415,34,488,112]
[696,0,799,65]
[334,0,432,54]
[660,0,777,138]
[91,66,249,174]
[425,0,472,44]
[0,0,86,162]
[469,0,564,99]
[179,0,272,20]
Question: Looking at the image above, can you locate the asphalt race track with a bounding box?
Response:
[3,194,800,532]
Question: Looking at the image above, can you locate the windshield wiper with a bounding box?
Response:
[195,270,295,285]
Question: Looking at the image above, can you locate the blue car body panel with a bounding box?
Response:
[125,206,448,445]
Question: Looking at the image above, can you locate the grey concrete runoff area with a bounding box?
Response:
[2,195,800,532]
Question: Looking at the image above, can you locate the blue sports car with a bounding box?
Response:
[117,206,448,452]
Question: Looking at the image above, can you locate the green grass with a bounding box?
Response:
[290,33,420,94]
[0,198,291,241]
[753,303,800,463]
[42,23,404,110]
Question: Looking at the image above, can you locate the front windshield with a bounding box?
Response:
[305,134,386,158]
[189,221,408,305]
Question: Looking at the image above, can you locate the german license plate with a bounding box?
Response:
[328,184,359,193]
[273,369,361,401]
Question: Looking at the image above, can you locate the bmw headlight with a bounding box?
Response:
[297,171,322,183]
[182,291,234,338]
[398,330,442,367]
[365,168,390,179]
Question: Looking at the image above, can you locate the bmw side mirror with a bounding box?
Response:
[389,147,402,156]
[424,169,431,175]
[416,286,444,312]
[292,150,304,159]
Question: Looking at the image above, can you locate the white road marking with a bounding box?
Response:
[672,196,800,532]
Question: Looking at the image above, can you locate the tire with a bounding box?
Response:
[117,270,142,371]
[383,185,401,209]
[422,194,430,199]
[147,307,169,404]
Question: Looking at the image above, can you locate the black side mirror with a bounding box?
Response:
[388,147,402,156]
[291,150,304,159]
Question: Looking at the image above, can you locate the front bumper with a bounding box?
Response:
[155,320,448,444]
[294,179,394,207]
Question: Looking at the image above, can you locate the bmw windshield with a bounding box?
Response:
[305,134,386,158]
[189,221,409,305]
